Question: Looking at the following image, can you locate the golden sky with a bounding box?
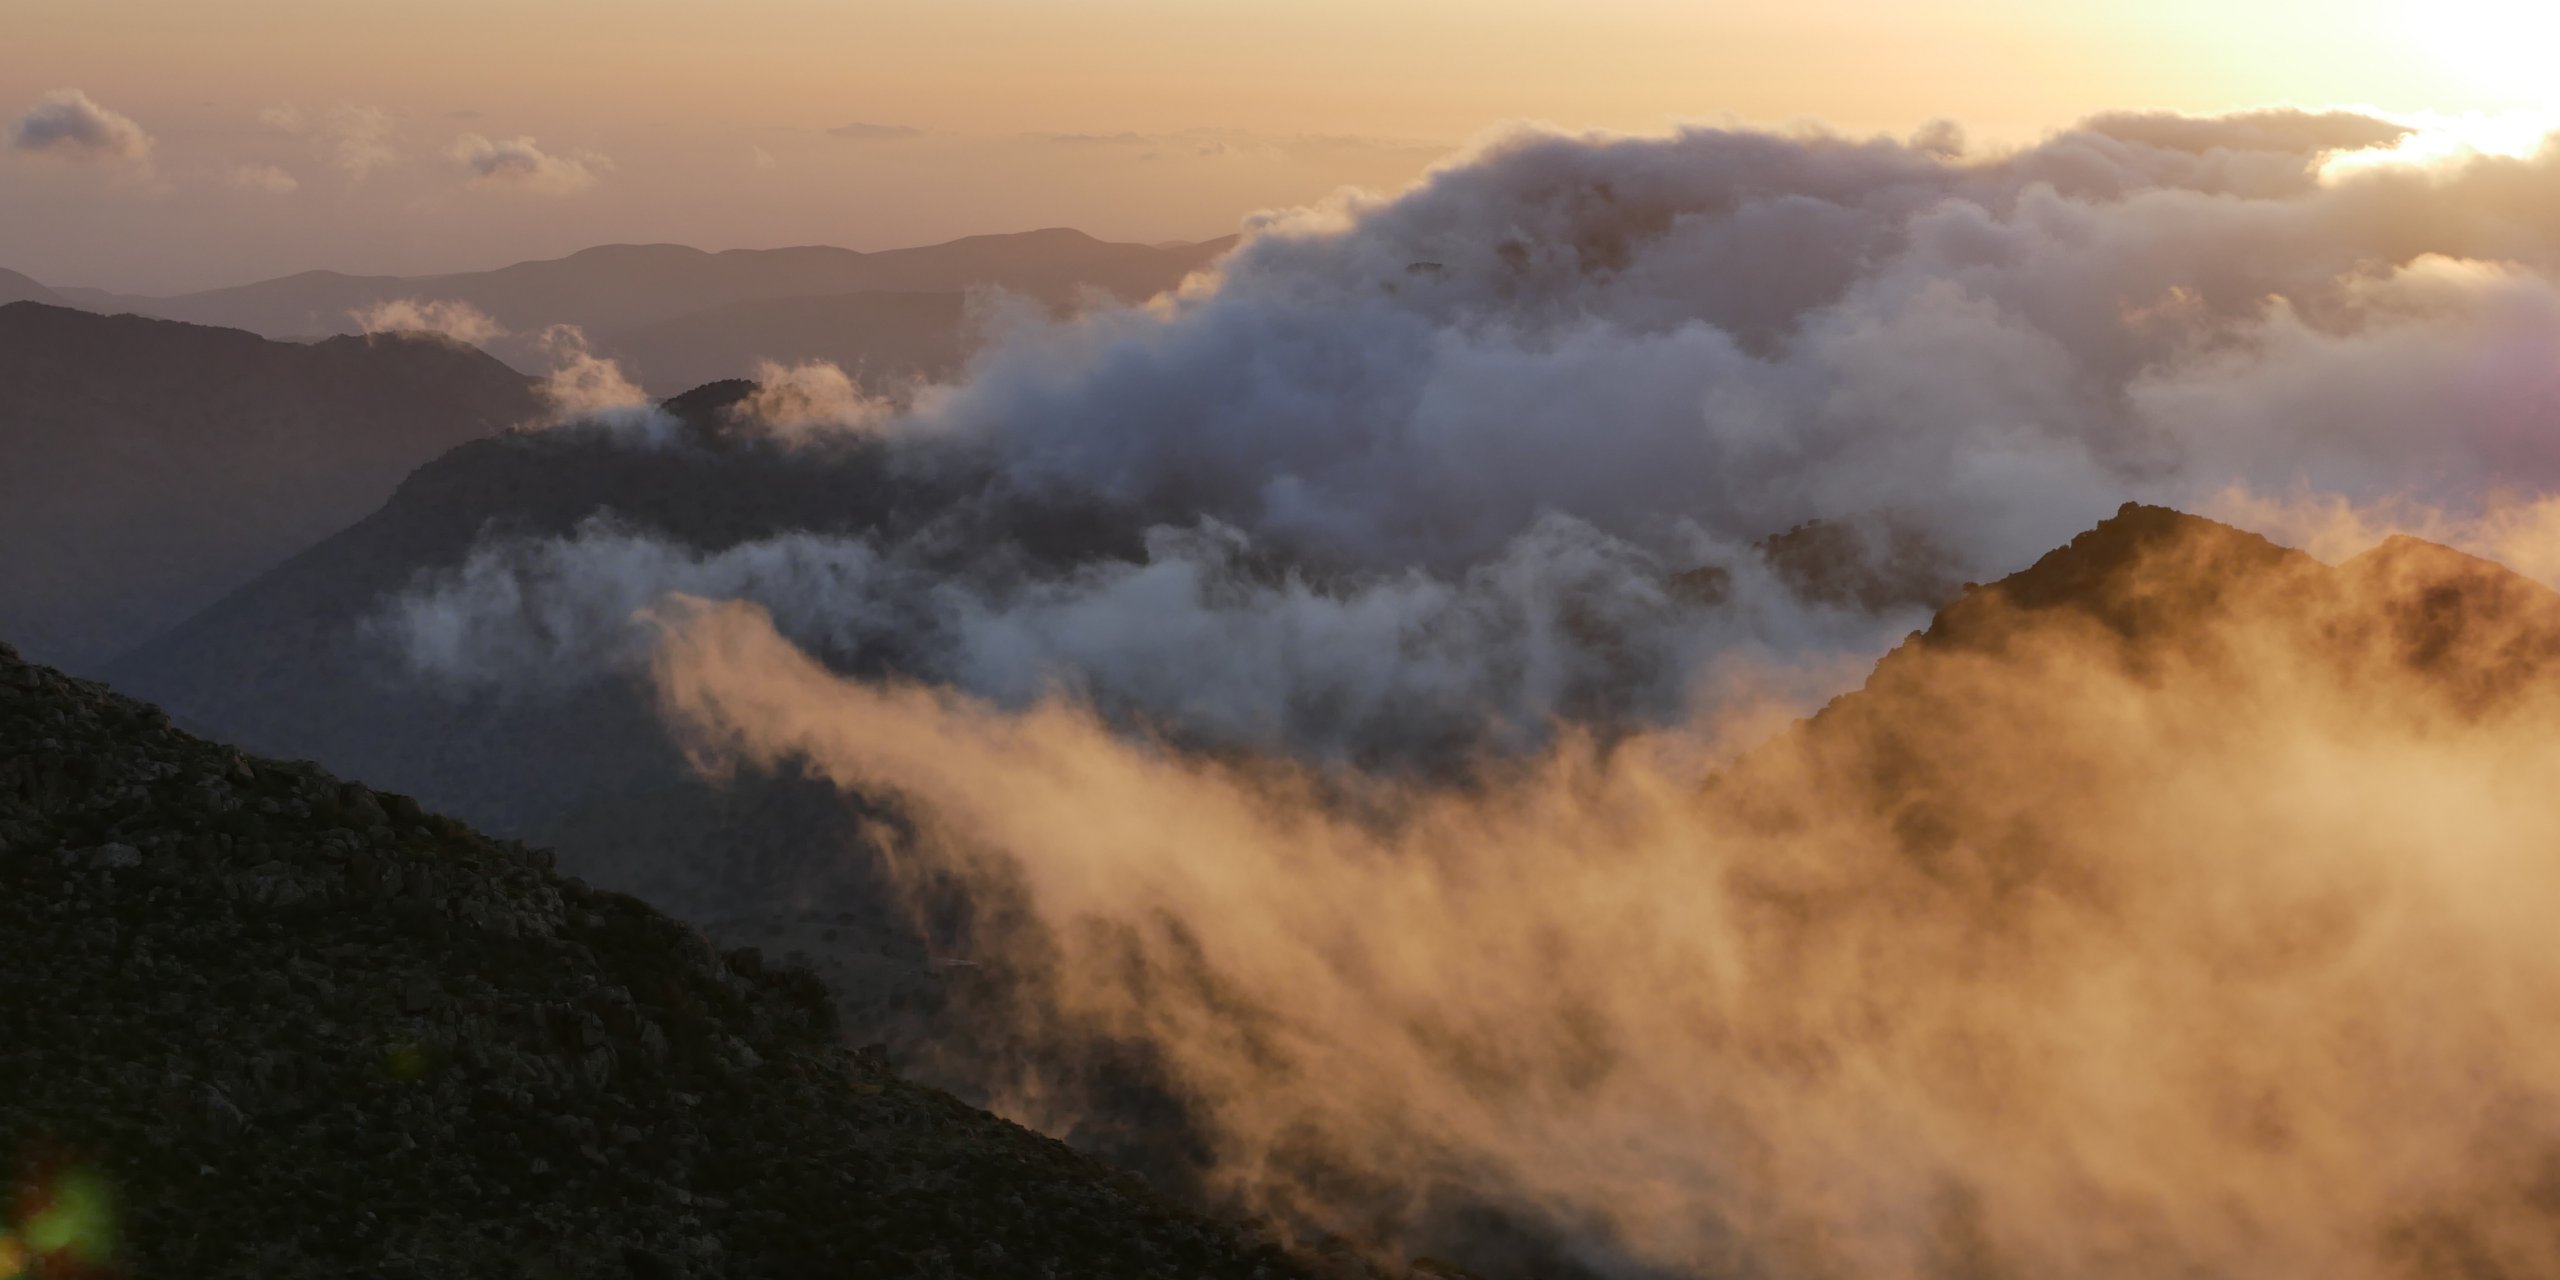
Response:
[3,0,2551,290]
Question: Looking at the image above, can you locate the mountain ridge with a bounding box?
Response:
[0,302,541,671]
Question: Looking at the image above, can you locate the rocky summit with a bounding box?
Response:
[0,637,1332,1279]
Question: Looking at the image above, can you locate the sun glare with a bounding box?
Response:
[2398,0,2560,105]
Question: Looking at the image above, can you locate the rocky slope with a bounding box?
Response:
[0,304,540,671]
[0,635,1338,1279]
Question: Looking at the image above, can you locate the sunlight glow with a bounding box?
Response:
[2320,109,2560,180]
[2397,0,2560,105]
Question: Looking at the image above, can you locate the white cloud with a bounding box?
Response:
[450,132,611,194]
[10,89,152,163]
[349,298,502,345]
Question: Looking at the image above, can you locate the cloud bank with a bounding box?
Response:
[390,108,2560,755]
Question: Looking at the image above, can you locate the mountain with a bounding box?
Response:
[0,303,541,671]
[0,636,1346,1279]
[76,229,1235,353]
[1712,502,2560,909]
[0,267,64,307]
[599,290,971,396]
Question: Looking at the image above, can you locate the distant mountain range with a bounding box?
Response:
[0,267,64,307]
[0,303,541,671]
[26,228,1238,393]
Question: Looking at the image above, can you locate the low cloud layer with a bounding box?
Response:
[390,107,2560,754]
[451,132,611,193]
[10,89,152,163]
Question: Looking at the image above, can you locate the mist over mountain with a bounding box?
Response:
[23,98,2560,1280]
[653,503,2560,1278]
[0,303,540,670]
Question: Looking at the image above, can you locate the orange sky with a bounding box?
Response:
[3,0,2549,291]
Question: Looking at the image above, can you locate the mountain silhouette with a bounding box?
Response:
[0,635,1344,1279]
[66,229,1235,354]
[0,267,64,307]
[0,303,541,670]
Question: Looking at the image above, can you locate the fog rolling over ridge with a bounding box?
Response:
[274,107,2560,1276]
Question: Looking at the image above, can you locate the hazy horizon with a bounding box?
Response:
[12,0,2559,292]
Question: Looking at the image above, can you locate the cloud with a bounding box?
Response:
[827,121,924,141]
[738,360,894,438]
[362,105,2560,1274]
[2079,107,2413,154]
[10,89,152,163]
[225,163,298,194]
[525,325,675,441]
[349,298,502,346]
[747,144,778,170]
[381,107,2560,758]
[451,133,611,194]
[261,103,401,181]
[649,542,2560,1278]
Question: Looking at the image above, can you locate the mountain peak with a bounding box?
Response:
[1917,503,2319,654]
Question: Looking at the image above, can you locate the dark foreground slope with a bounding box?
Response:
[0,638,1330,1279]
[0,304,540,670]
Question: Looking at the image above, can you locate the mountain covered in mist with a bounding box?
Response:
[0,636,1354,1280]
[67,413,2560,1276]
[637,500,2560,1279]
[0,303,540,670]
